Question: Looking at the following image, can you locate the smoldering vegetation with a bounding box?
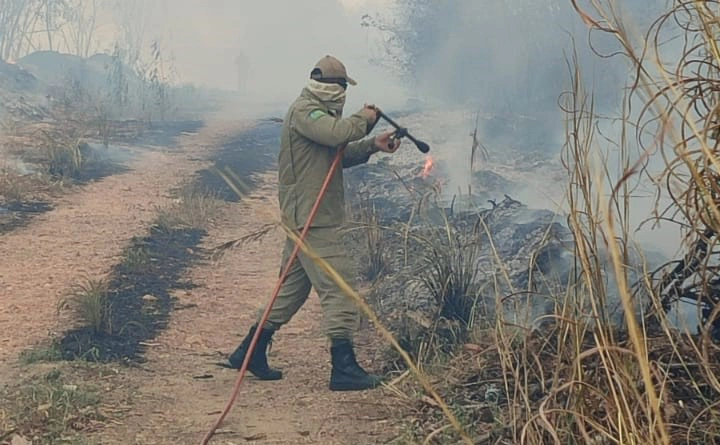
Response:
[333,1,720,444]
[0,1,223,233]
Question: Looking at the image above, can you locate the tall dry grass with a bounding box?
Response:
[423,1,720,443]
[353,1,720,443]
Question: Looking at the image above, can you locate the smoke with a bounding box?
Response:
[119,0,408,113]
[362,0,687,259]
[115,1,700,329]
[3,0,683,258]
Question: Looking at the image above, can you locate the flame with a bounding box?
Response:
[421,155,434,178]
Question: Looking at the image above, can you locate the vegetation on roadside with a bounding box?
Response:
[0,367,107,444]
[351,198,388,282]
[337,2,720,444]
[0,169,35,203]
[57,277,113,336]
[155,184,221,231]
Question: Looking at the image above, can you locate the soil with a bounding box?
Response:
[94,172,401,445]
[57,226,205,363]
[0,116,403,444]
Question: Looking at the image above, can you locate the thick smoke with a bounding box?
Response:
[369,1,669,144]
[362,1,686,257]
[130,0,407,113]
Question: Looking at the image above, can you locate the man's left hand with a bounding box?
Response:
[374,130,401,153]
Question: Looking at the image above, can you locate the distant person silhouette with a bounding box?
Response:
[235,52,250,94]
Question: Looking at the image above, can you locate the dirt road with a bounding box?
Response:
[97,171,399,445]
[0,118,401,444]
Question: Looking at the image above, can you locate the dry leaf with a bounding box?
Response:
[11,435,31,445]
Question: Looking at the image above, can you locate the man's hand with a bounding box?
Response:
[374,130,401,153]
[359,105,378,125]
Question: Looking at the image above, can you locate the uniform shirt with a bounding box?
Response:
[278,87,377,230]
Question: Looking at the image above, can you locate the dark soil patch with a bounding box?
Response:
[110,119,206,148]
[56,120,278,364]
[0,158,127,235]
[198,120,281,201]
[70,158,130,185]
[0,201,53,234]
[58,227,204,363]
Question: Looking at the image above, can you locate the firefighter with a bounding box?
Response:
[224,55,401,391]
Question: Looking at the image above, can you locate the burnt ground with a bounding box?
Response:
[116,119,206,149]
[55,121,282,364]
[0,201,53,234]
[197,119,281,201]
[57,227,204,363]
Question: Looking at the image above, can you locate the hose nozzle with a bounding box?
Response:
[372,108,430,154]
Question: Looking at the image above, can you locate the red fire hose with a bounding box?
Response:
[200,145,346,445]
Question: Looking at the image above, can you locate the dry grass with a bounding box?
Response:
[0,169,31,203]
[381,2,720,444]
[0,166,60,205]
[57,277,113,336]
[0,366,106,444]
[155,184,222,231]
[353,198,388,282]
[412,216,484,328]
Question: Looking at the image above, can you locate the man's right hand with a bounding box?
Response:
[359,105,378,125]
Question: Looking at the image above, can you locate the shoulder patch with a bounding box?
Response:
[309,109,326,120]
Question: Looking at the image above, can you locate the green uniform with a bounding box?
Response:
[258,85,378,339]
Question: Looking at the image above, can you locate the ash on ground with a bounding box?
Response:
[341,109,658,356]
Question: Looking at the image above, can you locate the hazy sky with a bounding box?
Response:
[138,0,403,108]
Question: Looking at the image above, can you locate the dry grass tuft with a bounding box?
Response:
[0,169,31,203]
[0,367,108,444]
[353,198,388,282]
[57,277,113,336]
[155,184,222,231]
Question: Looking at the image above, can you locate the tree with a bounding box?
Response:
[0,0,100,61]
[0,0,43,61]
[60,0,99,58]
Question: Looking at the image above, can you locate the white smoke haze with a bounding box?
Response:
[137,0,407,111]
[1,1,687,260]
[11,0,405,116]
[361,0,684,259]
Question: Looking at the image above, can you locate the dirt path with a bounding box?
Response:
[0,118,403,444]
[0,120,243,361]
[97,170,401,444]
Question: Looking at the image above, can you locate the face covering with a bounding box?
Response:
[305,79,346,116]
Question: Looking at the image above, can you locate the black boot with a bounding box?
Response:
[223,325,282,380]
[329,338,383,391]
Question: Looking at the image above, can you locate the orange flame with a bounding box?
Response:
[421,155,434,178]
